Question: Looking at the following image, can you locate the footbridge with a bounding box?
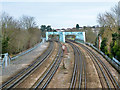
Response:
[46,32,86,42]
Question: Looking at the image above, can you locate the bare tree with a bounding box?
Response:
[97,4,120,31]
[20,15,36,30]
[86,29,97,44]
[1,12,41,54]
[97,13,106,27]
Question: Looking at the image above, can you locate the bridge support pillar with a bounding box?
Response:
[63,32,65,43]
[46,32,48,41]
[59,32,65,43]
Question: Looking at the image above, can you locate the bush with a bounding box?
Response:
[111,40,120,61]
[100,38,107,53]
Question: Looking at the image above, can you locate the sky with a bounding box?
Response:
[0,0,119,29]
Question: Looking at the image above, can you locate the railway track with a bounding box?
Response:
[69,40,120,89]
[1,39,119,89]
[1,41,54,89]
[67,41,86,89]
[31,41,63,89]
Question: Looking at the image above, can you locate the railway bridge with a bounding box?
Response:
[46,32,86,43]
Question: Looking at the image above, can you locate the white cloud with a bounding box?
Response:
[1,0,119,2]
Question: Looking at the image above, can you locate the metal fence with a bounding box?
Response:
[85,42,120,72]
[0,38,46,68]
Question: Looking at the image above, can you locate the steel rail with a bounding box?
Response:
[67,41,86,89]
[72,41,111,88]
[72,41,106,88]
[41,49,63,89]
[75,42,86,89]
[86,46,119,88]
[88,49,111,88]
[85,48,108,88]
[68,42,78,89]
[72,44,78,89]
[73,40,119,88]
[33,42,63,89]
[1,41,54,89]
[84,59,86,89]
[86,47,120,88]
[7,41,54,89]
[78,48,84,89]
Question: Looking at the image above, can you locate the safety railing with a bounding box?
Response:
[84,42,120,72]
[11,38,45,60]
[0,38,46,68]
[0,53,11,68]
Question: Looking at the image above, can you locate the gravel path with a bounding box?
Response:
[0,42,49,84]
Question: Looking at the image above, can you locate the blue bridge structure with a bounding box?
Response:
[46,32,85,43]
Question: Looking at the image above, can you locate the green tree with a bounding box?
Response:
[40,25,46,32]
[92,26,95,28]
[83,26,87,29]
[100,38,108,54]
[46,25,52,31]
[76,24,79,30]
[112,33,118,41]
[110,33,120,61]
[40,25,46,37]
